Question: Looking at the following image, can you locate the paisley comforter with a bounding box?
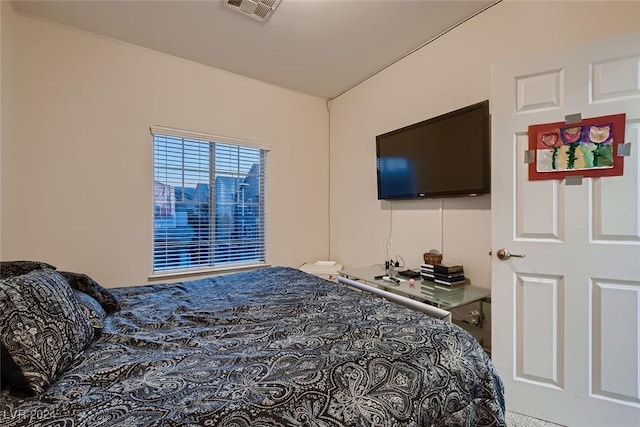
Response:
[1,267,505,426]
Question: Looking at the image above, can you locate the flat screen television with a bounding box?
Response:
[376,100,490,200]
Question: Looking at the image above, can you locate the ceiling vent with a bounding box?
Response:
[226,0,282,22]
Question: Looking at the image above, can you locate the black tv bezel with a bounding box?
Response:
[375,100,490,200]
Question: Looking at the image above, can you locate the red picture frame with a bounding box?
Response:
[528,113,626,181]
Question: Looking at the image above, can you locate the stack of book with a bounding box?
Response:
[420,262,436,280]
[420,263,469,305]
[421,263,469,287]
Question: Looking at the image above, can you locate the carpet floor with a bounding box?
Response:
[506,411,564,426]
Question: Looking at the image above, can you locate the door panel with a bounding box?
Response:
[591,279,640,404]
[591,56,640,102]
[516,69,563,113]
[515,273,564,387]
[492,32,640,426]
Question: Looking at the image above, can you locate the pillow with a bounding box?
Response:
[58,271,120,313]
[0,343,20,391]
[73,289,107,332]
[0,260,56,279]
[1,343,29,394]
[0,269,95,395]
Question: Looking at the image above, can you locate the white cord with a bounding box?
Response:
[439,199,444,253]
[385,201,393,263]
[327,99,331,260]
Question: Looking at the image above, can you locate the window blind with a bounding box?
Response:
[152,130,267,273]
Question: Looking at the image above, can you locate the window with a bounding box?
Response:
[151,126,268,273]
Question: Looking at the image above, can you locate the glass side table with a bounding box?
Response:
[339,265,490,309]
[339,265,491,349]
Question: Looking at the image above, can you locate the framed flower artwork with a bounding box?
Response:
[528,113,626,181]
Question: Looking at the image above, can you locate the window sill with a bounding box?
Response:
[148,263,270,281]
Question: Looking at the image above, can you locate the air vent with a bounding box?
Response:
[226,0,282,22]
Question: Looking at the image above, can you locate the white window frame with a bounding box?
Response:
[150,126,270,278]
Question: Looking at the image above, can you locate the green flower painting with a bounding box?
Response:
[527,113,625,181]
[535,123,614,172]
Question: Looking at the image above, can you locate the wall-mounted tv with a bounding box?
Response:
[376,100,490,200]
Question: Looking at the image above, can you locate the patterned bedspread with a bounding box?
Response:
[1,267,505,426]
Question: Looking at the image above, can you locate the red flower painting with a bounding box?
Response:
[528,113,626,181]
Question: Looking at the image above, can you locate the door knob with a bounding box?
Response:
[496,248,525,260]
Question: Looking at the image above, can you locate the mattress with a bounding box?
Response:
[0,266,505,426]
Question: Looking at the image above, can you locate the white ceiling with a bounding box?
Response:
[10,0,498,99]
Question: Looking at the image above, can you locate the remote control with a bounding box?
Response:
[382,276,401,285]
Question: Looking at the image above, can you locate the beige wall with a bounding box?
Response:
[329,0,640,287]
[3,1,638,289]
[1,4,329,287]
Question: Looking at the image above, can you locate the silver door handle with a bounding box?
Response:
[496,248,525,260]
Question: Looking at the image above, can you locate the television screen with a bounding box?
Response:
[376,100,490,199]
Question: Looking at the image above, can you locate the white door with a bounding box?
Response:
[491,32,640,426]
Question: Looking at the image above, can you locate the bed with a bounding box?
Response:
[1,264,505,426]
